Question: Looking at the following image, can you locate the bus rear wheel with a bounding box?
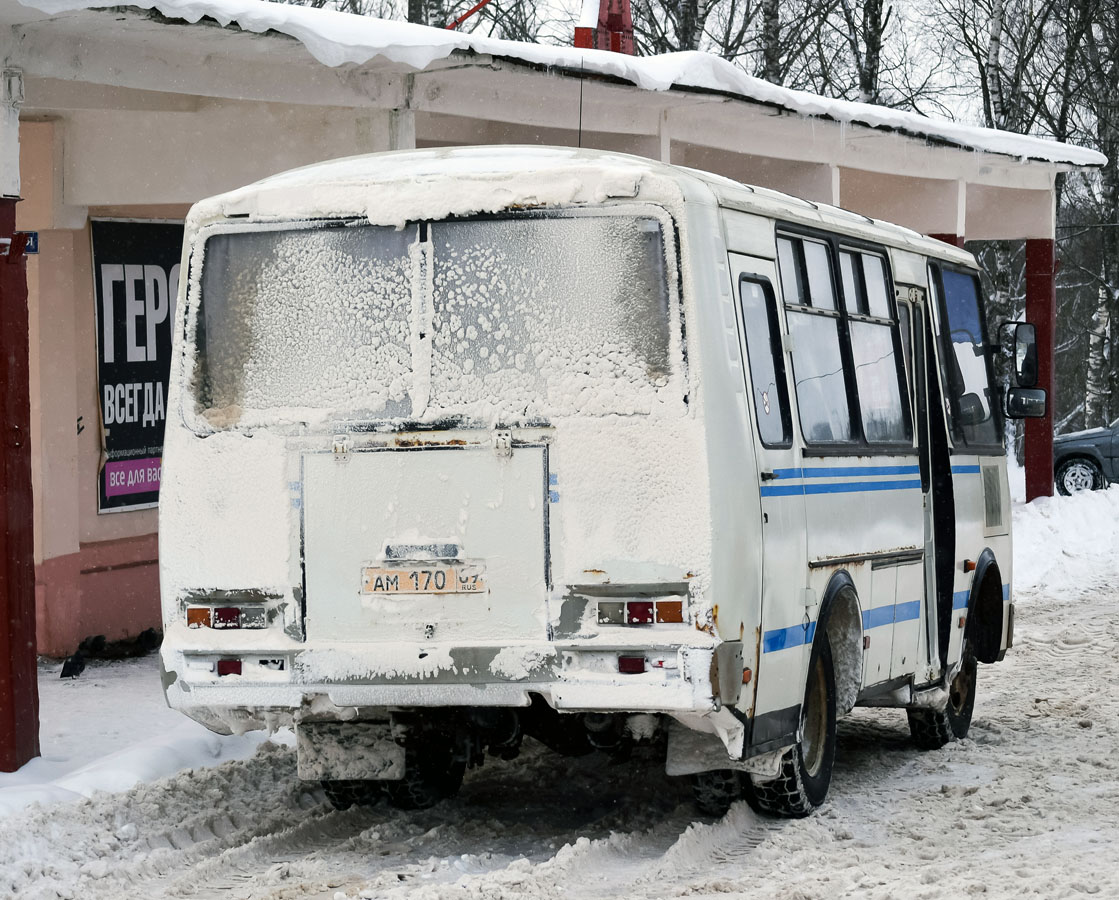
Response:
[750,635,837,818]
[321,780,382,811]
[908,642,977,749]
[383,742,466,810]
[691,769,744,817]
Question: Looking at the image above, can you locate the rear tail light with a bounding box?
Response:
[597,598,685,625]
[186,607,212,629]
[654,600,683,623]
[618,656,646,674]
[597,601,624,624]
[216,659,242,676]
[241,607,267,628]
[213,607,241,629]
[185,606,267,629]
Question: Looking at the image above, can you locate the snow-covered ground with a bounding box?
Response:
[4,486,1119,899]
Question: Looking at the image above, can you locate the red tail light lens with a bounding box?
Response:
[618,656,646,674]
[626,601,654,624]
[213,607,241,629]
[216,659,242,676]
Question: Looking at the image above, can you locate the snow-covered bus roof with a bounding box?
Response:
[18,0,1105,169]
[196,146,978,267]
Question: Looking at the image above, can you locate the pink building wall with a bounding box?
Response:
[19,121,188,656]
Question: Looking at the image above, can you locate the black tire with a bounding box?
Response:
[1056,457,1104,495]
[321,780,382,810]
[750,635,837,818]
[908,639,977,750]
[691,769,743,817]
[384,743,466,811]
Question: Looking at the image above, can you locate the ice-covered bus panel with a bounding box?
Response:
[185,211,686,433]
[159,637,738,734]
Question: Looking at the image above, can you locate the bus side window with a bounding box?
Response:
[896,301,914,405]
[930,265,1001,448]
[840,250,910,445]
[738,275,791,447]
[778,236,854,444]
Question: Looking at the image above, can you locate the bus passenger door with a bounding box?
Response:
[728,253,809,747]
[898,292,954,681]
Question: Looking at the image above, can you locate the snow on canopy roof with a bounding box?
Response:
[23,0,1105,168]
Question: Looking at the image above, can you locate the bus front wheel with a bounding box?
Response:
[750,634,837,818]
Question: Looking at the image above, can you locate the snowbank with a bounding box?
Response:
[0,656,289,817]
[21,0,1105,167]
[1011,483,1119,599]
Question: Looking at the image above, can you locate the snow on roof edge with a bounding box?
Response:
[20,0,1107,169]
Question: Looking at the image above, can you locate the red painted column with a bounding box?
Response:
[1024,239,1056,502]
[0,199,38,772]
[928,233,965,248]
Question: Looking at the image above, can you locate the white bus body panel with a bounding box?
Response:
[158,148,1014,768]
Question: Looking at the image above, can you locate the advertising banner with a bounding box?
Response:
[91,219,184,513]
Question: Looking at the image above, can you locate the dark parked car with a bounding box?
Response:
[1054,417,1119,494]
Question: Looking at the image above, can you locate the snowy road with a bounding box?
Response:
[5,488,1119,899]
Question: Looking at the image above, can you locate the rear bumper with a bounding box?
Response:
[161,637,723,732]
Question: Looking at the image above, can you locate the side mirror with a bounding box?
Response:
[1005,387,1047,419]
[1014,323,1038,388]
[958,392,987,426]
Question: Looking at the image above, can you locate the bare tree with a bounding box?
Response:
[836,0,890,103]
[631,0,716,53]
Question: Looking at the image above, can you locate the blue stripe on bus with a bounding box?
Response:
[762,621,816,653]
[860,600,922,631]
[773,465,920,479]
[764,600,921,653]
[861,605,896,630]
[951,465,982,474]
[893,600,922,622]
[762,588,1009,653]
[760,479,922,497]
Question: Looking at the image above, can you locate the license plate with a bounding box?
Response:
[361,564,486,595]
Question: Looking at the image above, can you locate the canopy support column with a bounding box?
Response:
[1025,239,1056,501]
[0,65,37,773]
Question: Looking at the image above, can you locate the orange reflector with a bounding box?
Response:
[742,668,752,685]
[963,559,977,573]
[186,607,212,629]
[958,615,967,628]
[655,600,684,623]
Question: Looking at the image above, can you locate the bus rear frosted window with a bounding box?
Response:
[194,214,677,427]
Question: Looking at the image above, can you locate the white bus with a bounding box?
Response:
[159,147,1043,817]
